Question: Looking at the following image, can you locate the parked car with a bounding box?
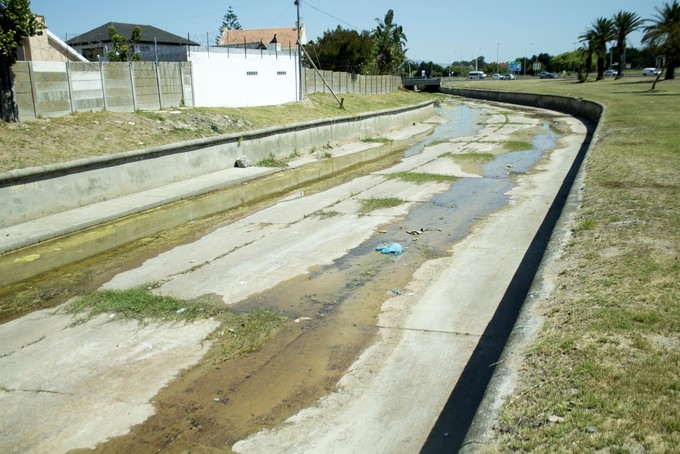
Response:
[604,69,618,77]
[642,67,661,76]
[539,72,556,79]
[492,73,502,80]
[468,71,486,80]
[502,74,515,80]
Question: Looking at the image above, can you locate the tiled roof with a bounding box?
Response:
[67,22,199,46]
[218,26,305,48]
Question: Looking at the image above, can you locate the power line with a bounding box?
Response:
[301,1,360,31]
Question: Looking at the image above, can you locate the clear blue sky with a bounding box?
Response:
[34,0,660,64]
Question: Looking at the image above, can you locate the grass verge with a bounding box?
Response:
[444,77,680,451]
[256,153,289,168]
[209,309,287,364]
[362,137,393,143]
[444,151,495,162]
[504,140,534,151]
[387,171,457,184]
[64,287,227,323]
[359,197,404,213]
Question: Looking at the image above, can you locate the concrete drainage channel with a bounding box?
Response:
[0,102,434,287]
[0,92,602,453]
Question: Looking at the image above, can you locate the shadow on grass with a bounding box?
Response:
[611,90,680,96]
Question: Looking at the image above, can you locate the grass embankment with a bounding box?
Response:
[0,91,432,173]
[447,78,679,451]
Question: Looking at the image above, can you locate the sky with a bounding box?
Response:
[33,0,661,65]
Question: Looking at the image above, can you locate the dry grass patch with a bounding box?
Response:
[0,91,433,173]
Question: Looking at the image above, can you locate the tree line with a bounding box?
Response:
[577,1,679,82]
[213,6,407,76]
[2,1,678,121]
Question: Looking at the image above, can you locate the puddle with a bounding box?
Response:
[484,122,559,178]
[404,102,483,158]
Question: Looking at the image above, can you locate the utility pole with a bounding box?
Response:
[295,0,302,102]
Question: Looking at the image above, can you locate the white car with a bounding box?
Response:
[642,67,661,76]
[468,71,486,80]
[492,73,502,80]
[604,69,618,77]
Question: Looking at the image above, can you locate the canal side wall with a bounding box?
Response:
[0,101,434,229]
[439,87,603,123]
[439,87,605,453]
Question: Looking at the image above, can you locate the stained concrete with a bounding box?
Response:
[0,98,592,453]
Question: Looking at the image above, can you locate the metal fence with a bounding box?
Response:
[304,69,401,95]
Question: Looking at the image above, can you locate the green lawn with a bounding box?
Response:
[446,77,679,451]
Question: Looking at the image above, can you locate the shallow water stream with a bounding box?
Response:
[91,99,564,452]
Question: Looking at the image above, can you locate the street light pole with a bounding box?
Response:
[523,42,533,76]
[294,0,302,102]
[497,43,499,73]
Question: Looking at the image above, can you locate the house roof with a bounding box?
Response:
[218,26,306,48]
[67,22,199,46]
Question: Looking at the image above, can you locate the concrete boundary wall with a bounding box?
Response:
[12,58,402,119]
[13,61,193,119]
[190,51,298,107]
[0,101,434,229]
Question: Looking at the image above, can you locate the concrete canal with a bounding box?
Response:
[0,96,590,453]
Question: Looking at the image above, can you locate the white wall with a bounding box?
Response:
[190,50,299,108]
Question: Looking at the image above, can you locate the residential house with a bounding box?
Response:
[16,16,87,62]
[217,26,306,51]
[66,22,200,62]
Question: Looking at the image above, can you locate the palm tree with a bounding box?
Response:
[577,31,596,82]
[612,11,645,78]
[579,17,615,80]
[372,9,407,75]
[642,0,680,80]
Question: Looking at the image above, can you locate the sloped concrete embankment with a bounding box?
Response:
[426,87,603,451]
[0,101,433,286]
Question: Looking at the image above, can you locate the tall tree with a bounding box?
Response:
[372,9,407,75]
[612,10,644,78]
[107,25,141,62]
[577,31,596,82]
[642,0,680,80]
[305,26,373,73]
[217,5,241,44]
[579,17,615,80]
[0,0,43,121]
[551,50,587,74]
